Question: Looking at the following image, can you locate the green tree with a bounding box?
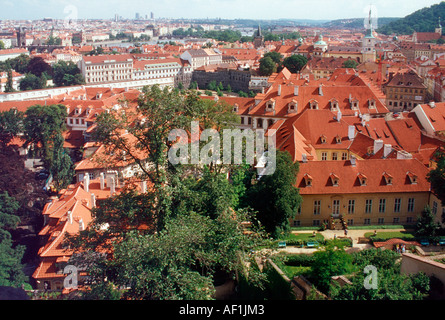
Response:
[427,149,445,206]
[23,104,68,170]
[0,192,28,288]
[188,81,198,90]
[245,150,302,238]
[46,35,62,46]
[4,69,14,93]
[19,73,45,91]
[0,41,5,50]
[282,54,308,73]
[259,56,277,76]
[53,61,85,87]
[415,206,441,242]
[330,248,430,300]
[49,133,74,191]
[0,109,24,147]
[310,239,354,293]
[342,59,359,69]
[207,80,217,91]
[263,51,283,65]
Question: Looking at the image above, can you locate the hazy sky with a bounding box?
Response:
[0,0,442,21]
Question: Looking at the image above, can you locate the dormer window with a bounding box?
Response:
[335,135,342,144]
[288,100,298,114]
[309,100,319,110]
[75,107,82,115]
[351,99,359,110]
[266,99,275,112]
[383,172,393,185]
[320,134,327,144]
[358,173,367,186]
[233,103,239,113]
[330,99,339,111]
[368,99,376,109]
[303,174,313,187]
[407,172,418,184]
[330,173,339,186]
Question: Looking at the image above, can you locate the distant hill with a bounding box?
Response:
[322,17,399,29]
[377,1,445,35]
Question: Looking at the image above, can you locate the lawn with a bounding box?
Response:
[364,230,416,241]
[276,232,325,247]
[283,232,325,242]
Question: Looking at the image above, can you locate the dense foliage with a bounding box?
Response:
[378,2,445,35]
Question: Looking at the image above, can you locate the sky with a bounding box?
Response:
[0,0,443,21]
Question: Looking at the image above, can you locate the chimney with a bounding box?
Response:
[350,155,356,167]
[110,177,116,195]
[302,153,308,163]
[141,180,147,193]
[337,110,342,122]
[383,144,392,158]
[294,86,299,96]
[100,172,105,190]
[83,174,89,193]
[373,139,383,154]
[68,211,73,224]
[319,84,323,96]
[91,193,96,208]
[348,125,355,140]
[277,85,281,96]
[79,218,85,232]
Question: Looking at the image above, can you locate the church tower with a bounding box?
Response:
[362,8,377,63]
[254,25,264,49]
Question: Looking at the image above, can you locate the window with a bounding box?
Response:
[314,200,321,215]
[408,198,415,213]
[406,217,413,223]
[313,220,320,226]
[293,220,301,227]
[365,199,372,213]
[393,217,400,224]
[433,201,438,215]
[394,198,401,213]
[332,200,340,215]
[379,199,386,213]
[342,152,348,161]
[332,152,338,161]
[348,199,355,214]
[321,152,327,161]
[378,218,385,224]
[347,219,354,226]
[364,218,371,225]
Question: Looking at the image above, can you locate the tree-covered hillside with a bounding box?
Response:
[322,17,399,30]
[378,1,445,35]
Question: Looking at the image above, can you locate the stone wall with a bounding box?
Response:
[191,69,252,93]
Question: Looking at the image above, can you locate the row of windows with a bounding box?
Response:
[68,118,85,125]
[293,216,412,227]
[321,152,348,161]
[387,88,422,94]
[310,198,416,215]
[86,63,131,70]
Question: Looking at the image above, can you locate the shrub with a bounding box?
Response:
[284,254,315,267]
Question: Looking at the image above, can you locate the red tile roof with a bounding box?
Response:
[296,158,430,195]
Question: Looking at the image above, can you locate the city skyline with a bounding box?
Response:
[0,0,443,21]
